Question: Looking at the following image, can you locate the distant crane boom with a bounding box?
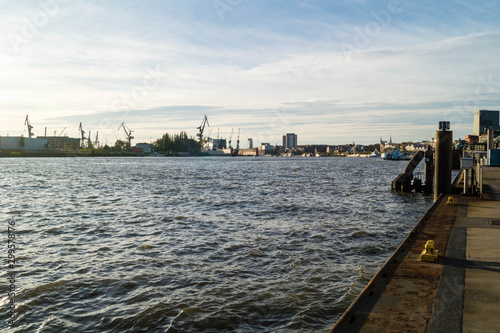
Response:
[58,127,67,136]
[118,122,134,149]
[196,115,209,141]
[24,115,34,138]
[95,131,99,149]
[236,128,240,150]
[228,128,234,148]
[88,130,92,147]
[79,122,86,149]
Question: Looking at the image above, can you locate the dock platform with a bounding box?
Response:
[331,166,500,332]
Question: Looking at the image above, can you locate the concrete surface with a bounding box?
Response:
[331,166,500,332]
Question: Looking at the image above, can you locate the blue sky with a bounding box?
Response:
[1,0,500,146]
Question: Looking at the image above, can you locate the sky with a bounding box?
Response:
[1,0,500,146]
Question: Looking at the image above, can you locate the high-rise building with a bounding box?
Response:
[282,133,298,148]
[248,138,253,149]
[473,110,500,135]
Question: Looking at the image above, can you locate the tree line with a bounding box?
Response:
[153,131,201,153]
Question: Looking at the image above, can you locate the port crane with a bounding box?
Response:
[236,128,240,150]
[59,127,67,136]
[94,131,99,149]
[78,122,86,149]
[228,128,234,148]
[24,115,34,138]
[119,122,134,148]
[87,130,92,148]
[197,115,209,142]
[216,128,220,149]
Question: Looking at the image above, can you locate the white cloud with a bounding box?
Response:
[1,1,500,144]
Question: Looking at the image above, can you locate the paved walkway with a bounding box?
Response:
[331,167,500,332]
[430,166,500,333]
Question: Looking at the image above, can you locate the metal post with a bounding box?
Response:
[434,123,453,202]
[487,128,494,150]
[463,169,469,195]
[424,145,433,195]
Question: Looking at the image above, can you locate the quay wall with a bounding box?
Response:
[330,172,463,332]
[238,148,259,156]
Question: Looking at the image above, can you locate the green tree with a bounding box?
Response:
[113,140,126,152]
[153,131,201,154]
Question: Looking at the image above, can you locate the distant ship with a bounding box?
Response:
[382,149,412,160]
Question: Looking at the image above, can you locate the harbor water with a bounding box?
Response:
[1,156,433,332]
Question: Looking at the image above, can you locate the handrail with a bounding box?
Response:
[479,163,483,199]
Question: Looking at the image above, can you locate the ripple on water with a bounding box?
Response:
[0,157,434,332]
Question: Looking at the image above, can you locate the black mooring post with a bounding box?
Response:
[424,145,433,195]
[434,122,453,202]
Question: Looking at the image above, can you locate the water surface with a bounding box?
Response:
[0,156,433,332]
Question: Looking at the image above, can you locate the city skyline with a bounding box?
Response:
[1,1,500,145]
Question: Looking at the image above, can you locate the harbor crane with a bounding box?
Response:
[24,115,34,138]
[228,128,234,148]
[216,128,220,149]
[78,122,86,149]
[88,130,92,148]
[58,127,67,136]
[197,115,209,142]
[118,122,134,148]
[95,131,99,149]
[236,128,240,150]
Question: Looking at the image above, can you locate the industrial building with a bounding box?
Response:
[36,136,81,150]
[0,136,47,151]
[133,143,153,153]
[473,109,500,135]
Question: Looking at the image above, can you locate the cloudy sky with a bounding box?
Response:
[1,0,500,146]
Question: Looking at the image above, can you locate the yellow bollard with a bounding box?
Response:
[420,240,439,262]
[446,196,454,205]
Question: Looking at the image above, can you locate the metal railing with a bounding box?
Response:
[475,157,485,198]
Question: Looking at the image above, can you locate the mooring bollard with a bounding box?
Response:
[434,121,453,202]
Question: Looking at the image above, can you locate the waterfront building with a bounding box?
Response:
[36,136,80,150]
[248,138,253,149]
[259,143,273,155]
[283,133,298,149]
[404,142,428,152]
[203,138,227,151]
[134,143,153,153]
[379,136,395,150]
[0,136,47,151]
[473,109,500,135]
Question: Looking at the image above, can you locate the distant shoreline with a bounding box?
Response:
[0,151,214,158]
[0,151,137,158]
[0,151,371,158]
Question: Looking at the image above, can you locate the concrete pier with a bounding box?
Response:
[331,166,500,332]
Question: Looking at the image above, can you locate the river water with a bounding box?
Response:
[1,156,433,332]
